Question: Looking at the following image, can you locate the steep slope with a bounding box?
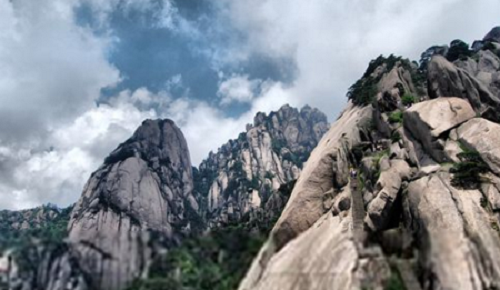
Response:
[196,104,329,228]
[66,119,199,290]
[239,27,500,290]
[8,119,199,290]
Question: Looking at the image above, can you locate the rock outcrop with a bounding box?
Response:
[239,30,500,290]
[427,28,500,123]
[405,172,500,290]
[8,119,201,290]
[238,103,378,290]
[484,26,500,43]
[65,119,199,290]
[457,118,500,174]
[403,97,475,162]
[196,105,329,228]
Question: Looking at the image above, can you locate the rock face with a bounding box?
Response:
[5,106,329,290]
[403,97,475,162]
[240,31,500,290]
[405,172,500,290]
[8,119,200,290]
[484,26,500,43]
[65,119,199,290]
[196,104,329,228]
[457,118,500,174]
[239,103,378,290]
[427,55,500,122]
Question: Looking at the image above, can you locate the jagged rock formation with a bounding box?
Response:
[66,119,199,290]
[4,105,328,290]
[7,119,200,290]
[196,105,329,228]
[239,27,500,290]
[0,204,65,233]
[484,26,500,43]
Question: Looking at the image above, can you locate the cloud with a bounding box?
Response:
[218,0,500,117]
[0,92,160,209]
[217,74,262,105]
[0,0,120,144]
[1,0,499,210]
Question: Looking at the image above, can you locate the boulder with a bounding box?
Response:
[444,139,462,163]
[482,173,500,211]
[483,26,500,43]
[389,142,408,160]
[403,97,475,162]
[457,118,500,175]
[405,173,500,290]
[458,50,500,97]
[427,55,500,122]
[366,159,410,231]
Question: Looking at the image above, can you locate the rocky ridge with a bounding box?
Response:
[196,104,329,228]
[239,27,500,290]
[3,105,328,290]
[0,204,65,233]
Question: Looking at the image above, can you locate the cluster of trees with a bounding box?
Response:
[127,180,296,290]
[0,206,72,253]
[126,222,268,290]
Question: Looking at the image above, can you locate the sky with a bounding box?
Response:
[0,0,499,210]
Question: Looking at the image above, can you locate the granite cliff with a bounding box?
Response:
[7,120,199,290]
[3,105,328,290]
[196,104,328,228]
[238,26,500,290]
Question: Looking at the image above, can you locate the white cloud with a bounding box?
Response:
[0,0,123,209]
[219,0,500,118]
[0,0,120,143]
[1,0,499,210]
[0,93,160,209]
[217,74,262,105]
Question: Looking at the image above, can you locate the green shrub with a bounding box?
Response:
[250,177,260,189]
[384,268,406,290]
[347,54,419,106]
[391,131,401,143]
[446,39,472,62]
[347,77,378,106]
[282,152,301,166]
[450,147,489,189]
[372,150,389,183]
[271,139,286,154]
[388,111,403,124]
[401,94,416,106]
[480,197,488,209]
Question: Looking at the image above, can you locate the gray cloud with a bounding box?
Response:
[0,0,499,209]
[219,0,500,118]
[0,0,120,208]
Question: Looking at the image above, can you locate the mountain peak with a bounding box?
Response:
[483,26,500,43]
